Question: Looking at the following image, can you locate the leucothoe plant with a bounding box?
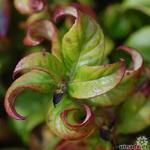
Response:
[4,7,143,141]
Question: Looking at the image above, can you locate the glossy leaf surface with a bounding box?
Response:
[68,60,125,99]
[55,7,104,75]
[89,46,143,106]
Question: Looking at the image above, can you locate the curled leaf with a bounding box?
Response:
[71,3,97,20]
[68,60,125,99]
[117,45,143,74]
[53,6,78,23]
[47,95,95,140]
[61,104,92,129]
[5,70,56,120]
[14,0,45,15]
[0,0,10,38]
[54,6,104,74]
[90,46,143,106]
[24,20,61,59]
[10,91,51,143]
[13,52,65,83]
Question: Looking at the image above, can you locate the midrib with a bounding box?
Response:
[69,19,87,81]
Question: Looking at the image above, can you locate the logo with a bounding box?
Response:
[136,136,148,150]
[118,136,149,150]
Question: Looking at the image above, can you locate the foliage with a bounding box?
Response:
[0,0,150,149]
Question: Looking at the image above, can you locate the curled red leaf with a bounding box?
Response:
[53,6,78,23]
[61,104,93,129]
[5,86,37,120]
[4,70,55,120]
[71,3,97,20]
[24,20,61,59]
[117,45,144,75]
[47,96,95,140]
[14,0,45,15]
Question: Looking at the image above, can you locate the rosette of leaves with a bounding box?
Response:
[4,7,143,141]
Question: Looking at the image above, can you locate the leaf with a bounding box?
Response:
[24,20,61,60]
[13,52,66,83]
[122,0,150,16]
[47,94,95,140]
[89,46,143,106]
[5,70,56,120]
[54,7,104,76]
[68,60,125,99]
[102,4,132,39]
[14,0,45,15]
[126,26,150,65]
[116,93,150,134]
[10,90,51,143]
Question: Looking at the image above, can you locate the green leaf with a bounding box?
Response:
[89,46,143,106]
[47,94,95,140]
[102,4,132,39]
[126,26,150,65]
[13,52,66,82]
[68,60,125,99]
[122,0,150,16]
[60,7,104,76]
[116,93,150,134]
[89,73,140,106]
[5,70,56,120]
[10,90,51,143]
